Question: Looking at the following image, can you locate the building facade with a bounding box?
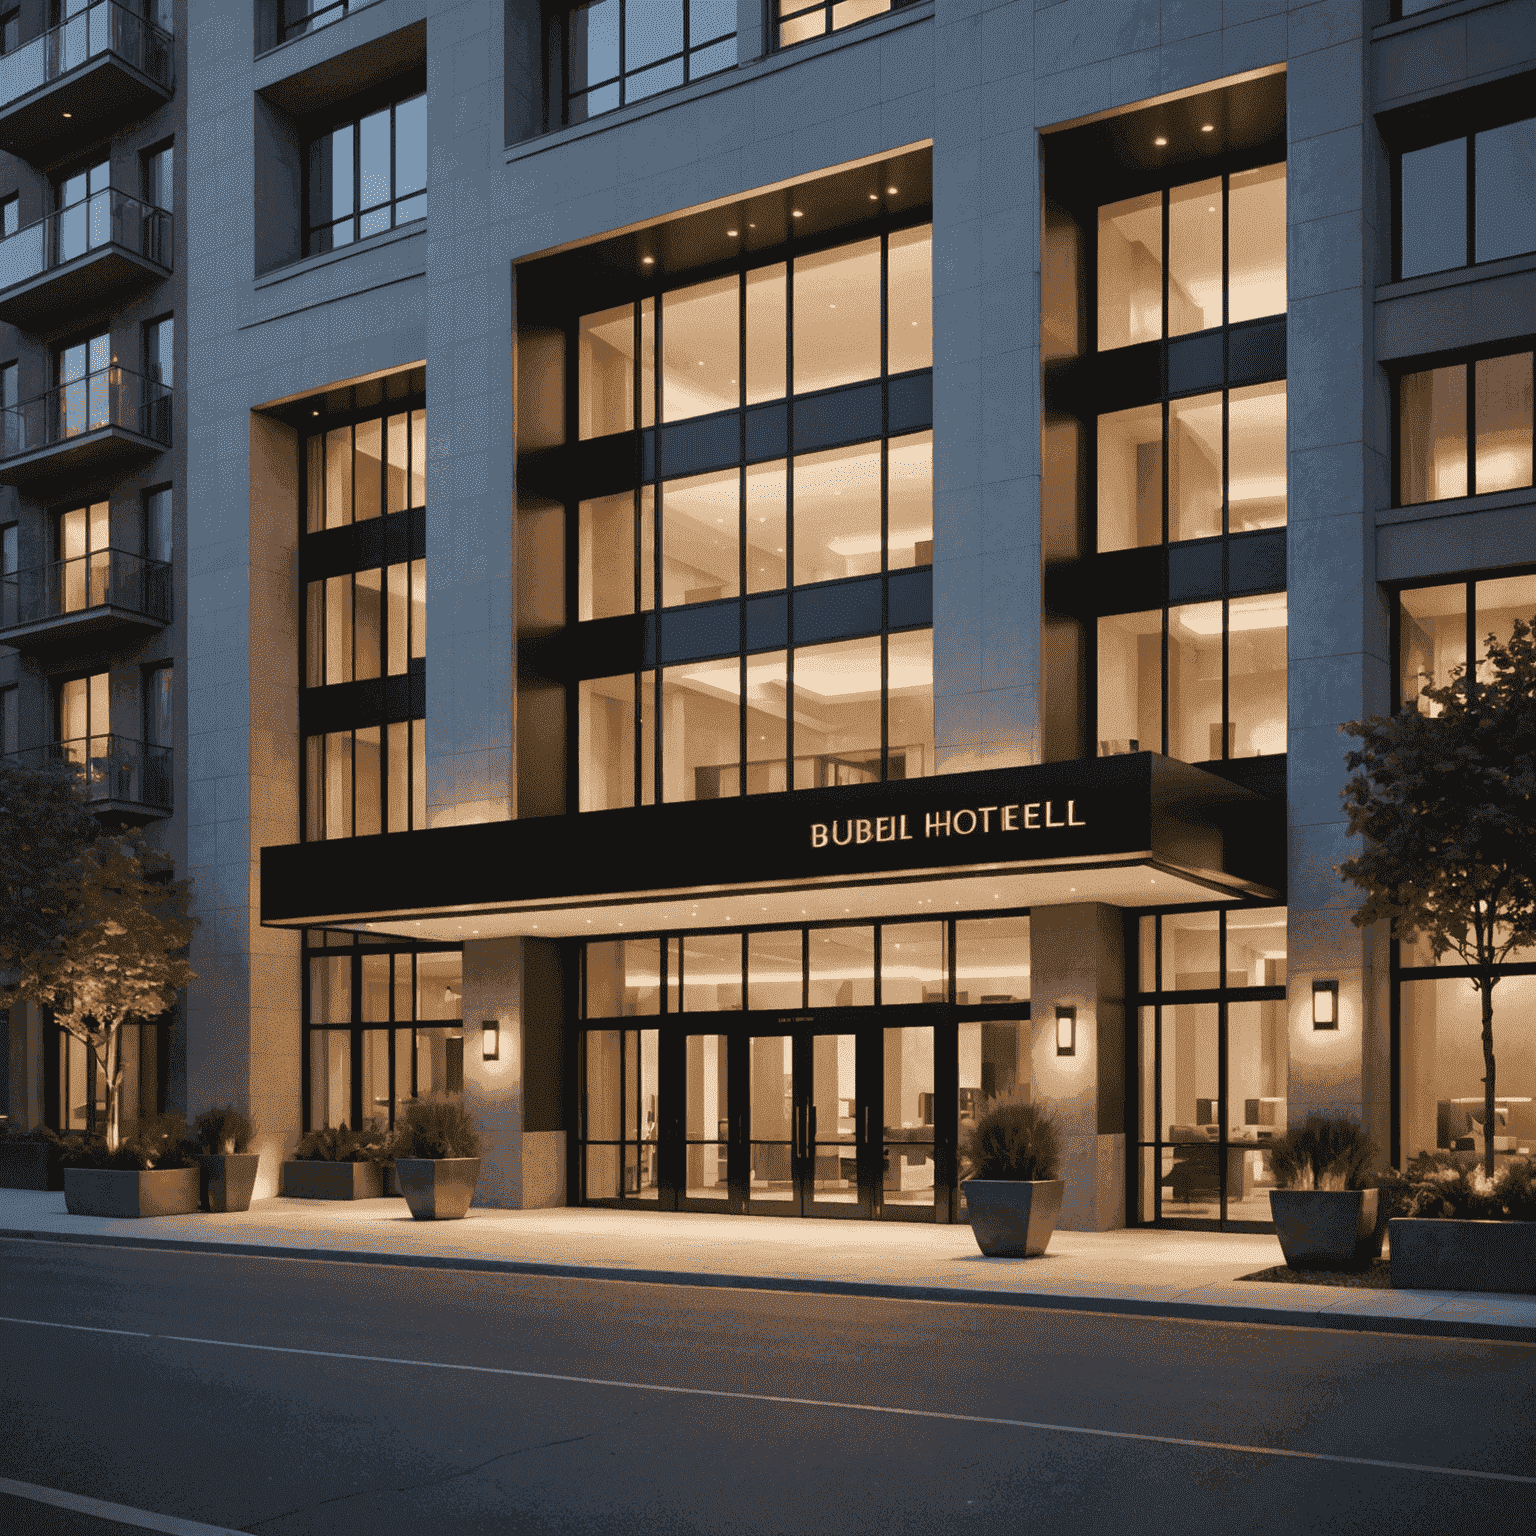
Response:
[3,0,1534,1234]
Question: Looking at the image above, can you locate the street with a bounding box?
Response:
[1,1236,1533,1534]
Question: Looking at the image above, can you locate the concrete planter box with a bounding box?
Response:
[281,1159,383,1200]
[962,1179,1065,1257]
[396,1157,480,1220]
[0,1141,62,1191]
[198,1153,260,1213]
[64,1166,201,1218]
[1390,1217,1536,1294]
[1270,1189,1380,1271]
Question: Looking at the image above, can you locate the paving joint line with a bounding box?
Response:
[3,1225,1534,1345]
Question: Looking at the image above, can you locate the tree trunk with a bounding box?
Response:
[1479,973,1497,1180]
[102,1026,119,1153]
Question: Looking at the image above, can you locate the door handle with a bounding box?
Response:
[808,1104,817,1153]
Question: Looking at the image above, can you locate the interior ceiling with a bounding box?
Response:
[517,144,934,318]
[273,856,1273,943]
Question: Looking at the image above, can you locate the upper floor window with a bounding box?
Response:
[1398,350,1534,505]
[143,314,172,388]
[306,560,426,686]
[1398,116,1534,280]
[306,92,426,256]
[142,142,172,211]
[143,486,171,563]
[0,9,17,55]
[563,0,736,124]
[777,0,912,50]
[1098,164,1285,349]
[305,405,426,529]
[1,195,16,239]
[0,683,16,758]
[1399,572,1536,711]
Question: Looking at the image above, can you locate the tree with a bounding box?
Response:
[0,757,197,1150]
[1339,618,1536,1177]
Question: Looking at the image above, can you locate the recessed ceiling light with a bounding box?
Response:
[1154,136,1167,146]
[868,193,878,201]
[792,210,803,218]
[888,187,898,195]
[1201,124,1214,133]
[62,112,72,119]
[727,228,737,236]
[642,255,654,264]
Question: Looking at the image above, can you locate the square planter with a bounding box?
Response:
[395,1157,480,1220]
[281,1159,383,1200]
[962,1179,1066,1257]
[64,1166,201,1218]
[0,1141,63,1191]
[198,1153,261,1213]
[1389,1217,1536,1294]
[1270,1189,1380,1271]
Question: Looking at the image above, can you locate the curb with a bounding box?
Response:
[5,1225,1535,1345]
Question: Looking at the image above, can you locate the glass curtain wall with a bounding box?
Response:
[1135,907,1288,1228]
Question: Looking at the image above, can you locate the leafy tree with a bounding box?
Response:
[0,757,196,1150]
[1339,618,1536,1176]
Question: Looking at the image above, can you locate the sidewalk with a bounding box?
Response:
[4,1188,1534,1344]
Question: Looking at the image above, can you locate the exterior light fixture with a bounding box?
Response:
[1056,1006,1077,1056]
[1312,980,1338,1029]
[482,1019,500,1061]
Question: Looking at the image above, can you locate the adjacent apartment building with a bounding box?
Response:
[2,0,1533,1234]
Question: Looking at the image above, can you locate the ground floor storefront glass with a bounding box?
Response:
[578,917,1029,1220]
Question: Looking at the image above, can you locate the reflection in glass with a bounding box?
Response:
[958,1019,1028,1143]
[662,468,740,605]
[1400,139,1467,279]
[579,674,636,811]
[879,922,945,1005]
[1474,353,1533,494]
[746,264,786,404]
[886,629,933,781]
[1401,364,1467,503]
[745,460,787,592]
[415,1027,465,1099]
[580,304,635,439]
[661,657,741,801]
[1097,403,1162,551]
[888,432,933,569]
[811,1033,858,1201]
[742,650,788,794]
[686,1034,730,1200]
[579,493,634,620]
[1098,191,1162,350]
[808,927,874,1007]
[1168,179,1222,335]
[888,225,932,374]
[1225,908,1288,987]
[884,1025,935,1207]
[1097,610,1161,755]
[586,938,661,1017]
[793,441,881,585]
[683,933,743,1011]
[749,1035,794,1200]
[663,276,738,421]
[416,952,462,1020]
[793,238,881,393]
[748,930,802,1010]
[1168,392,1222,542]
[794,636,882,788]
[954,916,1030,1004]
[1227,593,1288,757]
[1169,601,1225,761]
[1228,164,1286,323]
[1474,120,1535,266]
[1228,382,1287,531]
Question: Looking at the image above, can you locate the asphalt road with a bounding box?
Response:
[1,1236,1533,1535]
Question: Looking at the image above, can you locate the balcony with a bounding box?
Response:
[0,191,171,332]
[0,548,170,655]
[0,367,171,489]
[5,736,172,821]
[0,2,174,164]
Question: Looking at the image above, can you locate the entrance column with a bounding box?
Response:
[1029,904,1125,1231]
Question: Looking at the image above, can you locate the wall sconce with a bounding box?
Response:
[1056,1006,1076,1056]
[482,1019,500,1061]
[1312,980,1338,1030]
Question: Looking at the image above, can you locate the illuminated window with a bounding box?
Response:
[1398,352,1533,506]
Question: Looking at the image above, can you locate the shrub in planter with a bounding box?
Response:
[60,1114,201,1218]
[0,1126,65,1191]
[283,1120,388,1200]
[959,1100,1065,1258]
[191,1104,260,1213]
[388,1097,482,1220]
[1267,1115,1381,1271]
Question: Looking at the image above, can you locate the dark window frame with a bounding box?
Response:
[303,86,427,257]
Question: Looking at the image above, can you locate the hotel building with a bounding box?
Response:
[2,0,1533,1233]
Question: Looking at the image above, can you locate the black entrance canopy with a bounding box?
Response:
[260,754,1281,941]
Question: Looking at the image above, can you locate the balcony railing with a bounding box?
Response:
[5,736,172,813]
[0,548,171,634]
[0,367,171,465]
[0,1,173,110]
[0,190,171,294]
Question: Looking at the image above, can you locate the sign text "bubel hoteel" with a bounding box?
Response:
[810,800,1088,848]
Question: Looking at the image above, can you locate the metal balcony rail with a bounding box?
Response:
[0,547,171,630]
[0,367,171,462]
[0,190,171,292]
[0,0,173,109]
[4,735,172,811]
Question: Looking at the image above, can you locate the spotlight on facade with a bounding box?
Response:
[1312,980,1338,1030]
[1056,1006,1076,1056]
[482,1019,500,1061]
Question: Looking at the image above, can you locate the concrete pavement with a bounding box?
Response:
[3,1187,1534,1343]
